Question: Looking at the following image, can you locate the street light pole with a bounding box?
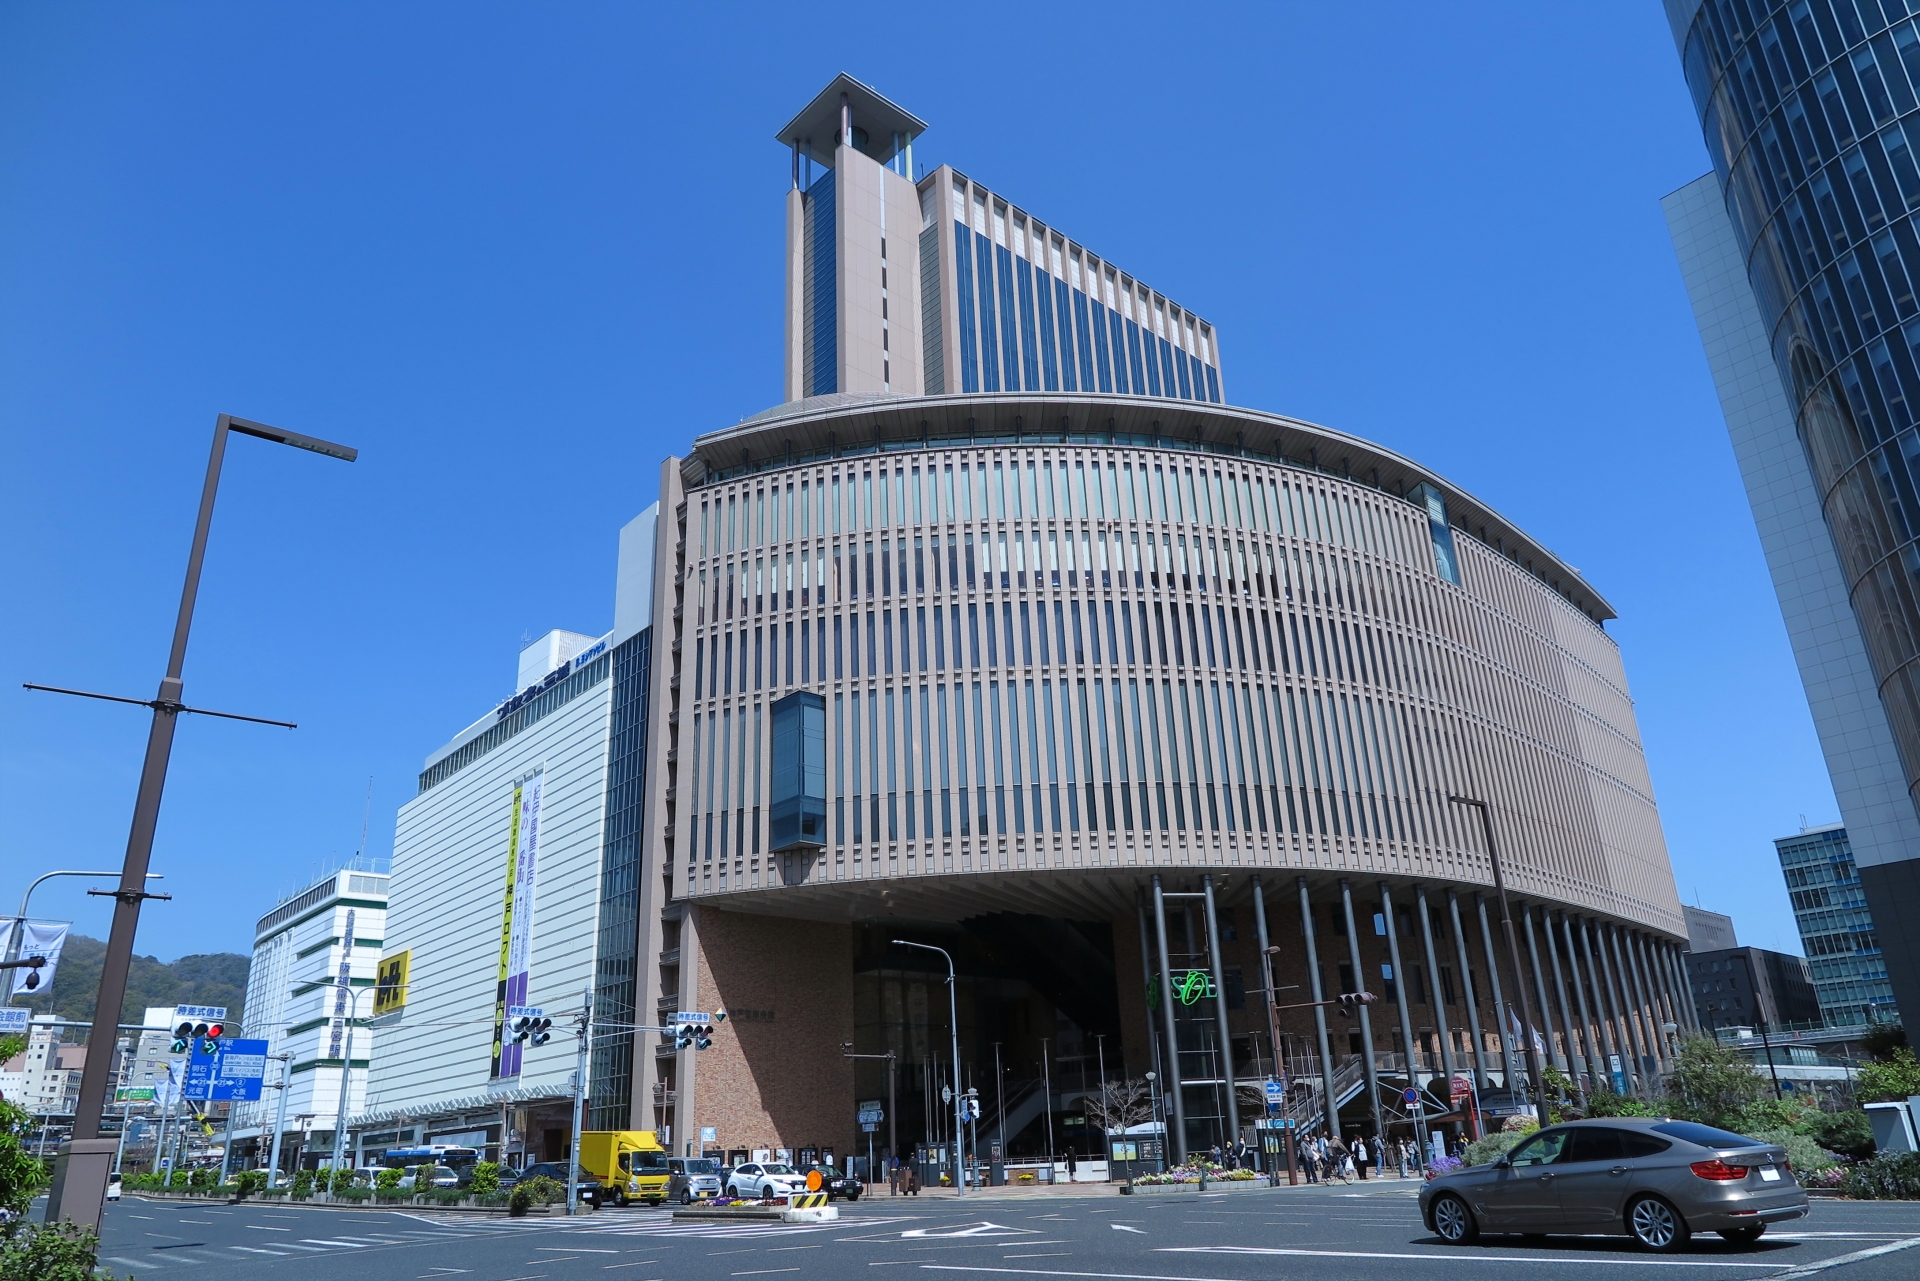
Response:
[43,414,355,1229]
[1449,795,1552,1130]
[266,1051,293,1189]
[894,940,964,1198]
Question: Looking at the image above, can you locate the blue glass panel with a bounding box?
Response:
[1176,349,1193,399]
[996,245,1020,391]
[1035,268,1061,390]
[807,171,837,395]
[1159,337,1177,396]
[1126,321,1147,393]
[1017,258,1041,391]
[977,237,1000,391]
[1073,291,1096,390]
[1091,303,1114,392]
[1056,279,1078,390]
[1206,364,1221,403]
[954,222,980,394]
[1142,327,1162,395]
[1109,312,1130,393]
[769,691,827,850]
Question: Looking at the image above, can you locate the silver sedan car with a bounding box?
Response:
[1420,1118,1809,1251]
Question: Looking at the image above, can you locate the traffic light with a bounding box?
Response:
[200,1022,225,1055]
[171,1022,193,1054]
[1334,991,1378,1018]
[529,1016,553,1047]
[675,1021,715,1050]
[511,1014,535,1044]
[965,1088,981,1122]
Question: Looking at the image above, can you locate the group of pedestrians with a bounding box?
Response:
[1296,1131,1425,1182]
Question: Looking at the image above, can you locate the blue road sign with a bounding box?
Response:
[1403,1087,1420,1105]
[183,1038,269,1101]
[1263,1080,1286,1102]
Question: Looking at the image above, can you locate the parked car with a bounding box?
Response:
[666,1157,724,1205]
[397,1164,460,1191]
[105,1174,121,1202]
[805,1163,862,1201]
[1420,1118,1810,1252]
[724,1162,809,1201]
[519,1161,605,1207]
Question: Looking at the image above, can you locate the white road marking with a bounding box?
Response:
[1769,1236,1920,1277]
[1110,1225,1145,1234]
[300,1238,371,1247]
[246,1224,291,1231]
[1166,1246,1785,1267]
[232,1245,291,1255]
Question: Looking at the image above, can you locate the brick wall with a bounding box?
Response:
[692,908,858,1158]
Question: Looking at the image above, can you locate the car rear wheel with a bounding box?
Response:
[1718,1225,1765,1247]
[1626,1196,1690,1253]
[725,1185,739,1199]
[1431,1193,1478,1245]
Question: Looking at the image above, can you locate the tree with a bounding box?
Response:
[1666,1035,1763,1129]
[1081,1078,1155,1135]
[0,1097,121,1279]
[1582,1084,1659,1117]
[1857,1048,1920,1104]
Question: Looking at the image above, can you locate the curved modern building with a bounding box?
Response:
[360,75,1690,1177]
[1665,0,1919,1025]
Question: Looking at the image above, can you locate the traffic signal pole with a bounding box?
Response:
[568,989,591,1216]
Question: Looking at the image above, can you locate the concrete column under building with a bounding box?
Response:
[1337,879,1382,1140]
[1447,890,1492,1093]
[1298,876,1338,1140]
[1414,885,1457,1094]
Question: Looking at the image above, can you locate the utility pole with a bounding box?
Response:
[568,988,592,1215]
[265,1051,293,1188]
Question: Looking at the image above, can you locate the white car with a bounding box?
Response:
[725,1162,809,1200]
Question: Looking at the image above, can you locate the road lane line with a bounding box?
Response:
[246,1224,291,1230]
[1168,1245,1787,1267]
[1768,1236,1920,1277]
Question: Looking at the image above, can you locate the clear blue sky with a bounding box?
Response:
[0,2,1829,962]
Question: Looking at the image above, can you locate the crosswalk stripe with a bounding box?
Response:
[301,1238,371,1247]
[232,1245,291,1255]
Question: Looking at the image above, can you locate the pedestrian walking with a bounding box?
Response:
[1351,1133,1371,1180]
[1064,1148,1077,1182]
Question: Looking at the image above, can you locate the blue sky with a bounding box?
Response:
[1,2,1830,962]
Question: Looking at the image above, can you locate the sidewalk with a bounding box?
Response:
[871,1172,1426,1199]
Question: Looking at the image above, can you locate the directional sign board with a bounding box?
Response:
[670,1011,712,1024]
[182,1038,269,1101]
[506,1004,544,1022]
[0,1008,27,1036]
[115,1087,156,1102]
[857,1109,885,1123]
[1263,1080,1286,1103]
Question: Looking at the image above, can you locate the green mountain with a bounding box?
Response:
[15,934,249,1030]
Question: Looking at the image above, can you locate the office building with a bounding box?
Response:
[229,861,390,1165]
[781,75,1222,406]
[1685,944,1821,1027]
[1776,823,1899,1024]
[1684,905,1739,951]
[1662,1,1920,1024]
[356,77,1692,1170]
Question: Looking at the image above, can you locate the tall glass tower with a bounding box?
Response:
[1665,0,1920,1025]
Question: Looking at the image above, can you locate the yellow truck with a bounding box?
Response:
[578,1131,670,1206]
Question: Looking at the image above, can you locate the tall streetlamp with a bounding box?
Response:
[39,414,355,1228]
[894,940,965,1198]
[1448,795,1552,1130]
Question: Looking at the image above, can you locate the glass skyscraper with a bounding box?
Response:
[1665,0,1920,1025]
[1775,824,1898,1022]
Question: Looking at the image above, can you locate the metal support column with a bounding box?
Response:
[1414,885,1457,1093]
[1625,933,1664,1068]
[1337,879,1382,1141]
[1588,918,1633,1090]
[1542,911,1587,1107]
[1665,941,1700,1031]
[1521,906,1563,1072]
[1446,890,1492,1092]
[1297,877,1339,1139]
[1378,882,1422,1089]
[1201,875,1240,1146]
[1604,923,1652,1076]
[1575,916,1622,1090]
[1561,913,1602,1095]
[1137,894,1166,1130]
[1150,875,1187,1164]
[1251,875,1281,1091]
[1474,894,1516,1089]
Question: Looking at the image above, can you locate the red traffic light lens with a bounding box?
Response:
[206,1024,223,1039]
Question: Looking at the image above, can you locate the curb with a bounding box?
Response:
[124,1192,586,1217]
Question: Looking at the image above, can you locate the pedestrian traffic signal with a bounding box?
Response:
[1334,992,1377,1018]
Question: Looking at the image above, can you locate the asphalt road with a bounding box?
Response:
[84,1183,1920,1281]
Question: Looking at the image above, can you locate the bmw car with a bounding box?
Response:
[1420,1118,1809,1251]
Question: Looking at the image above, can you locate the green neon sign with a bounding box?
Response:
[1146,969,1217,1009]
